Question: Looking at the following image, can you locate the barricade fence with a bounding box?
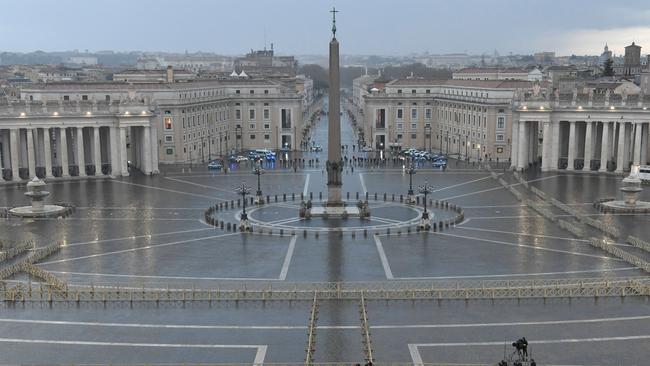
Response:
[3,277,648,302]
[0,241,33,262]
[558,219,585,238]
[627,235,650,253]
[589,238,650,273]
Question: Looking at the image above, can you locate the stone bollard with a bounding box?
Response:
[310,192,313,200]
[267,195,270,203]
[363,229,368,237]
[301,193,304,201]
[400,194,403,202]
[220,221,224,230]
[356,192,359,200]
[374,192,377,200]
[416,196,420,204]
[387,228,390,235]
[392,194,395,201]
[292,193,295,201]
[280,229,283,236]
[347,192,350,200]
[283,193,286,201]
[250,197,254,205]
[237,199,241,207]
[227,223,231,231]
[407,227,411,234]
[303,230,307,237]
[319,192,322,200]
[352,231,356,239]
[275,195,278,203]
[366,192,369,200]
[439,221,444,231]
[315,231,319,239]
[433,223,437,232]
[383,193,387,201]
[230,200,234,208]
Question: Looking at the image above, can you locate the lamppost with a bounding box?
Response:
[466,141,470,161]
[406,164,416,203]
[207,132,212,161]
[253,167,265,204]
[235,182,252,231]
[418,180,433,229]
[476,143,481,162]
[425,125,432,152]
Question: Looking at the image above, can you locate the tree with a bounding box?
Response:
[603,58,614,77]
[299,64,328,90]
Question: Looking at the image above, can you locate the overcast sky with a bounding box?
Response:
[2,0,649,56]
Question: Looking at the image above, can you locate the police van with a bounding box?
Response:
[636,165,650,182]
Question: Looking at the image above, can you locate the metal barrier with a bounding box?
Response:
[0,241,33,262]
[627,235,650,253]
[305,294,318,366]
[558,219,584,238]
[589,238,650,273]
[3,277,648,302]
[359,294,374,364]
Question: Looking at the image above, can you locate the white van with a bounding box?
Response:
[636,165,650,182]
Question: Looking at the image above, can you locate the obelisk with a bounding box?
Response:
[326,6,343,207]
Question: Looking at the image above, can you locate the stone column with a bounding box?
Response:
[542,121,552,171]
[109,127,120,176]
[60,128,70,177]
[517,121,528,170]
[0,131,4,182]
[584,122,593,171]
[567,121,576,170]
[642,122,649,164]
[26,128,36,178]
[94,127,102,175]
[150,124,159,174]
[510,119,519,169]
[616,122,626,173]
[633,122,643,166]
[43,128,53,178]
[10,129,20,181]
[142,126,152,174]
[550,120,560,170]
[76,127,86,177]
[599,122,610,172]
[119,127,129,176]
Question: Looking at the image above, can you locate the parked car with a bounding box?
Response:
[207,161,223,170]
[310,145,323,152]
[235,156,249,163]
[360,146,373,152]
[432,159,447,169]
[265,152,276,161]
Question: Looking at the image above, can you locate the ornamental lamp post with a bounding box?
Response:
[235,182,252,231]
[476,143,481,161]
[418,180,433,229]
[253,167,265,204]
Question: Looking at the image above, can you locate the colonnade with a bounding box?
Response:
[512,119,650,173]
[0,125,157,182]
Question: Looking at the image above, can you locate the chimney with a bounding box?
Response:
[166,66,174,83]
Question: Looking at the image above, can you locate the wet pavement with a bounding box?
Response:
[0,99,649,365]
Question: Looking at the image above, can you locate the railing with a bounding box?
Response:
[305,294,319,366]
[3,277,648,302]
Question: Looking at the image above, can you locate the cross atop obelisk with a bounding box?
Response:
[330,7,338,37]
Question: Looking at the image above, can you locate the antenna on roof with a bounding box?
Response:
[264,27,267,51]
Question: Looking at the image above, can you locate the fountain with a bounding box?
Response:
[599,167,650,213]
[9,177,69,218]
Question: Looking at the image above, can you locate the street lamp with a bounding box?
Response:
[466,141,470,160]
[418,180,433,229]
[253,166,265,203]
[235,182,252,231]
[406,164,416,203]
[476,143,481,161]
[425,125,432,152]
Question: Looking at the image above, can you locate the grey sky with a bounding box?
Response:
[2,0,650,56]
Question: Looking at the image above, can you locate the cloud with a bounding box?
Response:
[537,26,650,55]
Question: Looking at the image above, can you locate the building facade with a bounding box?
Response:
[358,79,535,161]
[512,89,650,172]
[0,76,306,181]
